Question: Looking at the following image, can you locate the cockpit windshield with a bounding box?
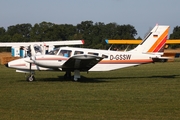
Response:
[34,44,42,54]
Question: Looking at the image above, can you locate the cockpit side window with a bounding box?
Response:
[102,54,108,59]
[74,51,84,55]
[88,52,99,56]
[34,45,42,54]
[48,48,59,55]
[59,50,72,57]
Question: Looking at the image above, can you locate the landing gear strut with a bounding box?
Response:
[26,60,35,82]
[74,70,80,81]
[63,70,81,81]
[64,71,72,79]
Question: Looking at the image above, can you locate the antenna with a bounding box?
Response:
[155,23,159,32]
[124,45,130,52]
[108,44,113,51]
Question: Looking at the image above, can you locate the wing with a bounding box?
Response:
[62,54,103,71]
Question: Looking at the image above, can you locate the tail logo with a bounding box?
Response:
[148,27,169,52]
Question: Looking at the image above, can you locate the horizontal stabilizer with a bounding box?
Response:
[151,57,169,62]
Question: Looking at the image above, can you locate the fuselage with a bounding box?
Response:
[8,46,159,72]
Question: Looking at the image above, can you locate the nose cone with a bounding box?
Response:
[5,63,9,68]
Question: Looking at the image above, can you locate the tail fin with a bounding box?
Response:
[131,25,170,53]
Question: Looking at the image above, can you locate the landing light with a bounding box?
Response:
[96,58,100,61]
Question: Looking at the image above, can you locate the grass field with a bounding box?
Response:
[0,59,180,120]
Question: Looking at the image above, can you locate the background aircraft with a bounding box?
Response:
[6,25,170,82]
[0,40,84,57]
[105,39,180,44]
[105,39,180,59]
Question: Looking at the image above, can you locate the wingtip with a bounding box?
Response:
[81,40,85,44]
[105,39,109,44]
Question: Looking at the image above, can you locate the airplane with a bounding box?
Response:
[6,25,170,82]
[105,39,180,44]
[0,40,84,57]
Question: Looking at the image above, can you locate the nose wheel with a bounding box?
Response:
[26,73,35,82]
[26,75,35,82]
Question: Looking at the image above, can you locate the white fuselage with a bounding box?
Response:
[8,46,159,72]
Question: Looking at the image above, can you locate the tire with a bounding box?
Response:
[26,75,35,82]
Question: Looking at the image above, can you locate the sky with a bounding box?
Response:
[0,0,180,38]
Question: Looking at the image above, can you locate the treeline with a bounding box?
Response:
[0,21,137,50]
[0,21,180,50]
[169,26,180,49]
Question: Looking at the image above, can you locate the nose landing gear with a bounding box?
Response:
[25,72,35,82]
[26,74,35,82]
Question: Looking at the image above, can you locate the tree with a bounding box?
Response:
[136,36,142,40]
[6,23,32,42]
[0,27,6,42]
[1,21,139,49]
[170,26,180,38]
[58,24,76,40]
[30,21,55,41]
[76,21,94,47]
[169,26,180,48]
[11,33,24,42]
[0,27,5,36]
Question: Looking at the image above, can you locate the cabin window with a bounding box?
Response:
[74,51,84,55]
[88,52,99,56]
[102,54,108,59]
[34,45,42,54]
[59,50,72,57]
[48,48,59,55]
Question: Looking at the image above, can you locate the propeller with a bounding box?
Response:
[29,56,32,73]
[27,48,36,81]
[27,45,36,74]
[24,55,39,81]
[28,45,32,73]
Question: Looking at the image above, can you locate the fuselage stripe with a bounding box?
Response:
[99,59,153,64]
[148,27,169,52]
[153,35,167,52]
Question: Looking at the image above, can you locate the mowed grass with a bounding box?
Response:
[0,59,180,120]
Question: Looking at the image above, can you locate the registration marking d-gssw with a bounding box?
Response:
[110,54,131,60]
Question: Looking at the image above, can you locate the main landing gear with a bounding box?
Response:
[24,70,80,82]
[74,70,80,81]
[64,71,72,80]
[64,70,81,81]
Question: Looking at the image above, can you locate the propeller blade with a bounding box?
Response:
[30,63,32,72]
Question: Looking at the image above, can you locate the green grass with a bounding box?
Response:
[0,59,180,120]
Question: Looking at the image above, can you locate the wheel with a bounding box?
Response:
[64,71,71,79]
[26,75,35,82]
[73,77,78,82]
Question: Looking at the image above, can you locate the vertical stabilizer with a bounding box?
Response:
[131,25,170,53]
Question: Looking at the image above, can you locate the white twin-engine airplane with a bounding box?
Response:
[6,25,170,81]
